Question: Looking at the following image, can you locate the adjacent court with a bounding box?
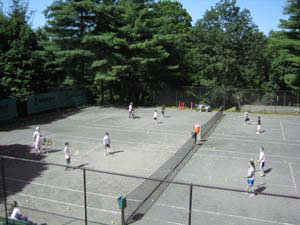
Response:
[0,107,299,225]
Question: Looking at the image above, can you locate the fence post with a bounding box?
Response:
[188,184,193,225]
[284,92,286,106]
[83,169,88,225]
[1,158,9,225]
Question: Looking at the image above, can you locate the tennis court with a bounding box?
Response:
[135,112,300,225]
[0,106,213,225]
[1,108,299,225]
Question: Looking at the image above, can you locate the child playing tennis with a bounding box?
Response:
[258,147,266,176]
[64,142,71,170]
[103,132,110,156]
[33,127,41,155]
[245,159,256,197]
[153,110,158,124]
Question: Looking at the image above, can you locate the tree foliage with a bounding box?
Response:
[0,0,46,101]
[190,0,268,90]
[1,0,299,106]
[268,0,300,91]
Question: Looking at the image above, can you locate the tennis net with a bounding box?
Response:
[125,135,197,224]
[200,106,224,140]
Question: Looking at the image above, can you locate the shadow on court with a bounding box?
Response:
[0,107,82,132]
[0,144,47,208]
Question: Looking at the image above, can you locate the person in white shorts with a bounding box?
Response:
[103,132,110,156]
[64,142,71,170]
[153,110,158,124]
[129,102,133,119]
[258,147,266,176]
[257,116,261,134]
[33,127,41,155]
[246,159,256,197]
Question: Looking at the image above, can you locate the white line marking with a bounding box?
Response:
[1,176,141,203]
[1,190,120,215]
[78,124,187,136]
[192,208,295,225]
[280,122,286,141]
[289,163,298,195]
[85,111,122,125]
[209,136,300,146]
[143,216,184,225]
[155,203,295,225]
[78,145,99,159]
[200,148,300,161]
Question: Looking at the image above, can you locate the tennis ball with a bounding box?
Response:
[67,207,70,210]
[26,200,29,203]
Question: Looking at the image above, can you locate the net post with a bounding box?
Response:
[188,184,193,225]
[83,168,88,225]
[1,157,9,225]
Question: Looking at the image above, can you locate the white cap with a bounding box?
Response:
[36,126,40,130]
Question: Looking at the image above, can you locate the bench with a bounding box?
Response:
[0,217,28,225]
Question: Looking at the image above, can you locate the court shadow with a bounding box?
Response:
[158,121,164,124]
[0,107,82,132]
[127,213,144,224]
[264,168,272,174]
[132,116,142,119]
[109,150,124,155]
[255,186,266,194]
[71,163,89,170]
[163,116,171,118]
[41,149,62,154]
[0,144,47,207]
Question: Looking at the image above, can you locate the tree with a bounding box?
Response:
[0,0,45,101]
[190,0,268,90]
[272,0,300,90]
[152,0,192,85]
[44,0,95,88]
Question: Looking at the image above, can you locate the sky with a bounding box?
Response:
[1,0,289,35]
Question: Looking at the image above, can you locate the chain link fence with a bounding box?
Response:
[152,86,300,113]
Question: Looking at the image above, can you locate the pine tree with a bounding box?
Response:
[276,0,300,90]
[0,0,44,101]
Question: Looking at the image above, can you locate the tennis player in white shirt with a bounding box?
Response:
[258,147,266,176]
[33,127,41,155]
[64,142,71,170]
[153,110,158,124]
[103,132,110,156]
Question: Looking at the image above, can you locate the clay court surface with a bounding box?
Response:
[0,106,299,225]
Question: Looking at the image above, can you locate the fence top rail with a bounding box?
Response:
[1,155,299,200]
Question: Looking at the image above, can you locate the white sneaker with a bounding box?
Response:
[249,194,255,197]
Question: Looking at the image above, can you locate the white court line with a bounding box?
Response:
[192,208,295,225]
[289,163,298,195]
[143,216,184,225]
[209,136,300,146]
[200,148,300,162]
[186,173,293,189]
[193,153,286,165]
[213,131,300,143]
[1,176,140,203]
[85,111,122,125]
[78,124,187,136]
[280,122,286,141]
[155,203,295,225]
[52,133,179,148]
[77,145,99,159]
[0,189,120,215]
